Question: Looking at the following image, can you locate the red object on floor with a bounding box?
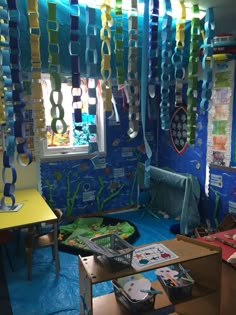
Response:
[197,228,236,266]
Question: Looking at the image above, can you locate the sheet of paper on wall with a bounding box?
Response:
[210,174,223,188]
[212,87,232,105]
[132,243,178,270]
[121,147,134,158]
[82,190,96,202]
[113,168,125,178]
[91,156,106,169]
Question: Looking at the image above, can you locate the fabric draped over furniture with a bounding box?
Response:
[137,162,201,235]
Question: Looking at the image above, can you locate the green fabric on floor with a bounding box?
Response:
[59,218,135,249]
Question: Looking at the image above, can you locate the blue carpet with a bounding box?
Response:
[3,209,177,315]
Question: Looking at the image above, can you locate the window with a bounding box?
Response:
[40,74,105,160]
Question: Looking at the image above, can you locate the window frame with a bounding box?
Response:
[39,75,106,161]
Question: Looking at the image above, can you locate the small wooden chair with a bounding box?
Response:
[24,208,62,280]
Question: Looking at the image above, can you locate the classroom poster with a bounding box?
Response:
[207,60,235,167]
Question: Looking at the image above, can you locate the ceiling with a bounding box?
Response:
[185,0,236,35]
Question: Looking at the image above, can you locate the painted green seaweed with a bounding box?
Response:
[129,168,137,206]
[96,176,125,211]
[45,180,56,209]
[65,171,82,217]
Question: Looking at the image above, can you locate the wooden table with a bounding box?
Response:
[197,229,236,314]
[0,189,60,275]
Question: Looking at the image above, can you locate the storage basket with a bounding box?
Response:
[112,278,154,313]
[156,264,194,301]
[91,233,134,269]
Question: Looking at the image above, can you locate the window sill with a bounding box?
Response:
[40,149,106,162]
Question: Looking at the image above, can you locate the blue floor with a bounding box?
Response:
[3,209,178,315]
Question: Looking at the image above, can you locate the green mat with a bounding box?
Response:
[58,216,139,256]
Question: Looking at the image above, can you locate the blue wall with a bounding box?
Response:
[40,87,158,216]
[17,1,236,224]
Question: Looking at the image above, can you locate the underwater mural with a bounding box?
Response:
[40,89,158,217]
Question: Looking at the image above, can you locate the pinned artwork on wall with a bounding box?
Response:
[169,106,188,155]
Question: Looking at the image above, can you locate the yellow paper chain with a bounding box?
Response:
[27,0,46,140]
[114,0,124,85]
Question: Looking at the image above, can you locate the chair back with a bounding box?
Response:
[53,208,63,222]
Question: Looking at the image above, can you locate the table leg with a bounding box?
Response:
[53,222,60,276]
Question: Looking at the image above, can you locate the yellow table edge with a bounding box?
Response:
[0,189,57,230]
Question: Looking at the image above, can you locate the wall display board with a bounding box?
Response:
[207,60,235,167]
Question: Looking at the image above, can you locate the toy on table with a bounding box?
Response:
[204,235,236,249]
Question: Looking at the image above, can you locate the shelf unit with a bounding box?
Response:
[79,235,222,315]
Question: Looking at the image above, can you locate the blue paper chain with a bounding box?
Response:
[1,0,16,208]
[186,4,200,144]
[172,1,186,107]
[160,0,172,130]
[148,0,159,120]
[70,0,82,125]
[127,0,139,138]
[8,0,32,167]
[200,8,214,111]
[47,1,67,134]
[85,5,98,153]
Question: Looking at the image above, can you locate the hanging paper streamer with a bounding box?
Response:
[160,0,172,130]
[0,0,16,209]
[172,0,186,107]
[100,0,113,112]
[200,8,214,111]
[86,4,98,153]
[27,0,47,146]
[127,0,139,139]
[141,0,152,188]
[148,0,159,120]
[69,0,82,126]
[0,2,8,124]
[47,1,67,134]
[114,0,124,85]
[7,0,32,168]
[186,4,200,144]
